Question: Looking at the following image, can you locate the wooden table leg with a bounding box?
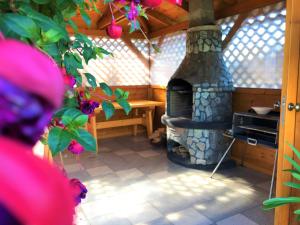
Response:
[132,108,139,136]
[145,109,154,138]
[89,115,98,154]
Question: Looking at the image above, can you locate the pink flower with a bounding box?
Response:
[69,178,87,205]
[67,140,84,155]
[168,0,182,5]
[61,68,76,88]
[106,20,123,39]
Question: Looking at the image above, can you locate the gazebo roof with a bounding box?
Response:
[70,0,284,39]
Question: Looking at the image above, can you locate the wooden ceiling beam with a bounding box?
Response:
[149,0,285,38]
[96,5,109,29]
[147,10,177,26]
[67,27,145,39]
[222,13,248,49]
[150,21,188,38]
[97,4,129,29]
[215,0,285,19]
[137,17,150,34]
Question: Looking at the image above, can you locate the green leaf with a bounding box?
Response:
[100,82,113,96]
[0,14,39,39]
[288,143,300,161]
[53,107,69,118]
[114,88,125,98]
[43,29,64,43]
[263,197,300,210]
[61,2,77,18]
[97,47,111,55]
[39,43,60,57]
[80,8,91,27]
[123,91,129,99]
[102,101,115,120]
[92,1,100,13]
[82,46,95,63]
[284,181,300,189]
[48,127,73,155]
[292,171,300,181]
[64,52,83,71]
[85,73,97,88]
[19,5,68,39]
[284,155,300,173]
[152,44,161,53]
[75,33,93,46]
[32,0,51,4]
[61,108,88,127]
[74,128,96,151]
[116,98,131,115]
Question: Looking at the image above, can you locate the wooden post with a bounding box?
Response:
[89,115,99,153]
[275,0,300,224]
[145,108,154,138]
[132,108,139,136]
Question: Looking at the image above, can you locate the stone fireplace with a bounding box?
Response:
[162,0,235,169]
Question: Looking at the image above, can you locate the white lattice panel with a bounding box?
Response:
[217,15,239,41]
[222,2,286,88]
[81,37,150,86]
[150,31,186,85]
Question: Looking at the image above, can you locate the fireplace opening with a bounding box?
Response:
[167,79,193,118]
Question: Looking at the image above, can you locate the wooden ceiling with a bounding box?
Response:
[70,0,284,39]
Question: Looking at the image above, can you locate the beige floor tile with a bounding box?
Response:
[116,168,144,180]
[124,203,162,224]
[64,163,83,173]
[86,166,113,177]
[138,150,161,158]
[114,149,135,156]
[216,214,259,225]
[166,208,213,225]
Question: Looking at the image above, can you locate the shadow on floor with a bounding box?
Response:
[55,135,274,225]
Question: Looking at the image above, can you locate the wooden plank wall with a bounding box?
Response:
[151,85,282,175]
[232,88,281,175]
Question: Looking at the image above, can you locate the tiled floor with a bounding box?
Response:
[56,135,274,225]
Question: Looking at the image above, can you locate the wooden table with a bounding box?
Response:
[88,100,165,152]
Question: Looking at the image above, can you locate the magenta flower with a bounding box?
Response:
[69,178,88,206]
[80,100,99,115]
[127,2,139,21]
[67,140,84,155]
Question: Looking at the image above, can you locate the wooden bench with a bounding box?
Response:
[88,100,165,152]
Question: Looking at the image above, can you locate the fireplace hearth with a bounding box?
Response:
[161,0,235,169]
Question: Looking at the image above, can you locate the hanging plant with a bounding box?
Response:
[0,0,131,156]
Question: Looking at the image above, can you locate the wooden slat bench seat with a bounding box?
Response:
[88,100,165,152]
